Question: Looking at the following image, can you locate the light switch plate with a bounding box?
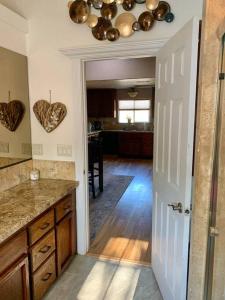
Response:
[32,144,43,155]
[57,144,72,157]
[0,142,9,153]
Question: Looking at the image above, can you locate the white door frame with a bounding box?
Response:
[61,38,168,254]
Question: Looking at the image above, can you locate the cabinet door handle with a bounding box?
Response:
[39,245,51,254]
[41,272,52,282]
[39,222,50,230]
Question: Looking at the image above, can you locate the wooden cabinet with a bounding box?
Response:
[30,230,56,272]
[118,132,141,157]
[0,231,30,300]
[56,212,76,275]
[87,89,116,118]
[101,131,119,155]
[56,194,73,223]
[32,253,56,300]
[0,255,30,300]
[0,191,77,300]
[141,132,154,157]
[30,193,76,299]
[28,210,54,245]
[102,131,154,158]
[118,132,154,158]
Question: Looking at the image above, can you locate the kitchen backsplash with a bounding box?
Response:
[89,117,154,131]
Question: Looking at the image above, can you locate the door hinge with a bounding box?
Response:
[209,226,219,237]
[219,73,225,80]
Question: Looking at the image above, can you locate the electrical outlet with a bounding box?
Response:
[57,144,72,157]
[32,144,43,155]
[0,142,9,153]
[22,143,32,155]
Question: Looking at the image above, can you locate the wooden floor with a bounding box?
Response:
[88,157,152,266]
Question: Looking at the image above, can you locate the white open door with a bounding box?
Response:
[152,18,199,300]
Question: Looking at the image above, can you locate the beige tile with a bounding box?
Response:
[44,255,162,300]
[33,159,75,180]
[188,2,225,299]
[0,160,32,192]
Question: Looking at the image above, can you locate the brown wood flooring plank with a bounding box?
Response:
[88,157,152,266]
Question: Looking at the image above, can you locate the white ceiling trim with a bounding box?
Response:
[0,4,28,33]
[60,38,168,60]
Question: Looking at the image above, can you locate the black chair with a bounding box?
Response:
[88,139,103,199]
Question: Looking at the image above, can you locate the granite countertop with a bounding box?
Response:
[0,179,79,245]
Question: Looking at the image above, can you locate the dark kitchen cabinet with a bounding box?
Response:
[141,132,154,157]
[87,89,116,118]
[118,132,141,157]
[102,131,154,158]
[118,132,154,158]
[101,131,119,155]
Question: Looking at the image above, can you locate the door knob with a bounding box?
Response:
[168,202,182,213]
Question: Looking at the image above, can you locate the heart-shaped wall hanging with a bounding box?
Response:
[0,100,25,132]
[33,99,67,133]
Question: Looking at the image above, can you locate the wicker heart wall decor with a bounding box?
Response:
[33,99,67,133]
[0,100,25,132]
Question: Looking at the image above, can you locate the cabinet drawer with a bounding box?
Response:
[29,210,54,246]
[31,230,56,272]
[56,195,73,223]
[0,231,27,274]
[33,253,56,300]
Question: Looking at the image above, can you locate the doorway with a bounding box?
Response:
[62,16,199,300]
[85,57,155,265]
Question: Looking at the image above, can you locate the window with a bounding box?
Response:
[118,100,151,123]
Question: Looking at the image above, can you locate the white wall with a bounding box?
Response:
[24,0,203,162]
[0,0,203,254]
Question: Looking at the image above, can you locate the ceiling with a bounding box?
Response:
[86,78,155,89]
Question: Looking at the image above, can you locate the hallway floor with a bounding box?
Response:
[88,157,152,265]
[44,255,162,300]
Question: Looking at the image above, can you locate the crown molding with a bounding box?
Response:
[0,4,28,34]
[60,38,168,60]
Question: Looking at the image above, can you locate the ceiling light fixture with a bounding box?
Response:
[128,88,138,98]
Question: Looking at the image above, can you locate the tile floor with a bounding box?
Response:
[44,255,162,300]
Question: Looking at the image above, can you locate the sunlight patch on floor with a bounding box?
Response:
[76,261,116,300]
[104,266,141,300]
[77,261,141,300]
